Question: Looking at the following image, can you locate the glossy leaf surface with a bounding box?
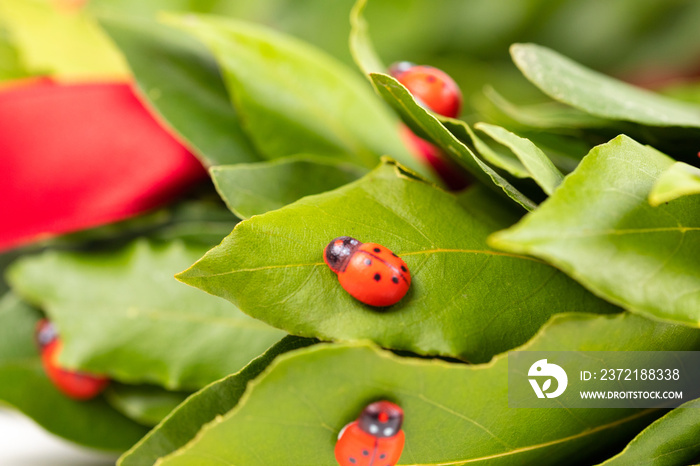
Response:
[156,312,700,465]
[491,136,700,326]
[179,160,617,363]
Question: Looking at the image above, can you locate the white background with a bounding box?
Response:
[0,409,117,465]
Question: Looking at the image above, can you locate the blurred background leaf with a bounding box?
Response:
[100,16,260,167]
[0,293,149,451]
[7,240,286,390]
[0,0,128,80]
[118,336,316,466]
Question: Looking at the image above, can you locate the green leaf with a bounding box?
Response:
[0,293,149,451]
[141,199,239,247]
[164,13,423,176]
[99,16,259,167]
[211,155,369,219]
[461,121,530,178]
[0,293,41,364]
[7,239,286,390]
[649,161,700,206]
[46,198,237,250]
[349,0,385,76]
[474,123,564,195]
[104,384,190,427]
[660,81,700,105]
[118,335,315,466]
[520,131,592,174]
[0,0,128,80]
[370,72,536,211]
[178,160,617,363]
[490,135,700,327]
[511,43,700,128]
[0,25,30,81]
[479,86,611,130]
[155,312,700,465]
[599,398,700,466]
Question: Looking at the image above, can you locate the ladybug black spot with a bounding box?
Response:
[400,265,407,272]
[362,450,369,456]
[373,247,381,253]
[392,276,399,284]
[380,454,386,459]
[426,75,437,83]
[373,273,381,281]
[365,259,372,266]
[349,458,356,464]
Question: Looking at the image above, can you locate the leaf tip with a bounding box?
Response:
[647,196,663,207]
[350,0,369,25]
[509,42,530,61]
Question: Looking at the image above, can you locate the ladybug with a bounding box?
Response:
[335,400,405,466]
[399,125,468,190]
[35,319,109,400]
[389,62,468,190]
[324,237,411,307]
[389,61,462,118]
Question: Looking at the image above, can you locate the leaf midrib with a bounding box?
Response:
[194,248,543,279]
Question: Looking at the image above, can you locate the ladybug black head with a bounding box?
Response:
[324,236,361,273]
[358,400,403,438]
[35,319,58,349]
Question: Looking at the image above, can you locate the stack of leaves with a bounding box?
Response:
[1,0,700,464]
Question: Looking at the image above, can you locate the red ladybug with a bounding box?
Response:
[36,319,109,400]
[399,125,468,190]
[389,62,468,190]
[324,237,411,307]
[335,401,405,466]
[389,62,462,118]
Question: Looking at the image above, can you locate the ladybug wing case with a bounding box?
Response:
[338,244,410,307]
[375,430,405,465]
[335,422,405,466]
[335,422,375,466]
